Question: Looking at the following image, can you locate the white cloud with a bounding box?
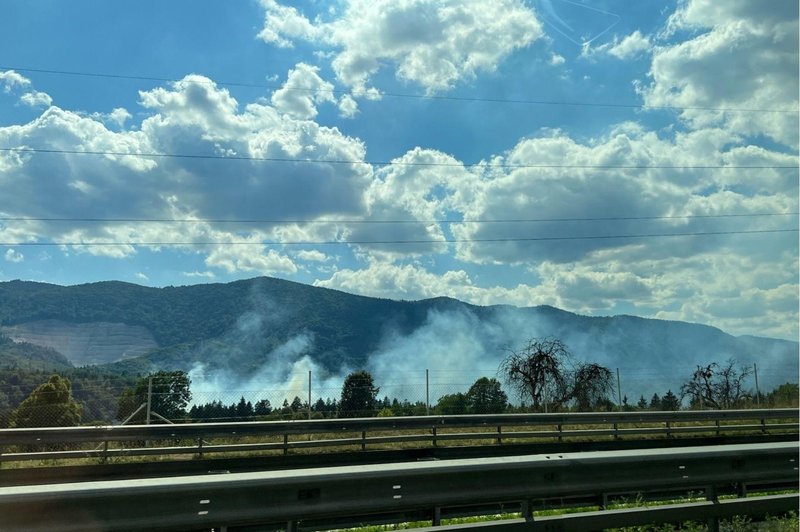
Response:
[271,63,335,119]
[642,0,799,147]
[206,244,298,275]
[258,0,543,94]
[4,249,24,263]
[550,53,566,66]
[134,272,149,281]
[338,94,358,118]
[257,0,322,47]
[295,249,330,262]
[19,90,53,107]
[183,270,216,278]
[0,70,31,92]
[607,30,651,59]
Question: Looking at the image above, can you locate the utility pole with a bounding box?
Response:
[616,368,623,410]
[753,363,760,406]
[308,370,312,420]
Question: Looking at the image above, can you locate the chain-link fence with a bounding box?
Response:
[0,364,796,427]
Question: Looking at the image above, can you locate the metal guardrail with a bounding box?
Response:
[0,409,796,462]
[0,442,797,531]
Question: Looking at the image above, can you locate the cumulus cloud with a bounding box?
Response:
[641,0,799,147]
[0,74,373,271]
[607,30,651,59]
[4,249,24,263]
[258,0,543,94]
[337,94,358,118]
[19,91,53,107]
[0,70,31,92]
[271,63,335,119]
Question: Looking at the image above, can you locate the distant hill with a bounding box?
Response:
[0,278,796,397]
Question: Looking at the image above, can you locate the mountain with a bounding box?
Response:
[0,278,796,398]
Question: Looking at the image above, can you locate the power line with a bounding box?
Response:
[1,147,796,170]
[1,229,795,247]
[2,66,797,114]
[1,212,796,225]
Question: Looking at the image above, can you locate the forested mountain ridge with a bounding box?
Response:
[0,278,796,394]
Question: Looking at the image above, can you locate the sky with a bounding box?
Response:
[0,0,797,340]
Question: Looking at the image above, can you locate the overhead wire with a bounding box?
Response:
[2,66,798,114]
[0,147,797,169]
[0,228,796,247]
[1,212,796,225]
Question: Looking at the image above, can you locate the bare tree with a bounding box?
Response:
[571,363,614,411]
[499,338,570,411]
[681,358,752,409]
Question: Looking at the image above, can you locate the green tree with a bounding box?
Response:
[435,393,469,415]
[12,375,82,427]
[649,393,661,410]
[636,395,648,410]
[660,390,681,411]
[339,370,379,417]
[465,377,508,413]
[766,382,799,408]
[117,370,191,422]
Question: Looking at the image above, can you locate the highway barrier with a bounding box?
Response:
[0,408,796,463]
[0,441,797,531]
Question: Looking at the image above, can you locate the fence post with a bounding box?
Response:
[426,369,430,416]
[146,376,153,425]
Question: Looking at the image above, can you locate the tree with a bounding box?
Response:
[572,363,614,411]
[465,377,508,414]
[681,359,752,409]
[660,390,681,411]
[637,395,648,410]
[766,383,799,408]
[339,370,379,418]
[499,338,614,412]
[12,375,82,427]
[499,338,571,410]
[435,393,469,415]
[649,393,661,410]
[254,399,272,416]
[117,370,191,422]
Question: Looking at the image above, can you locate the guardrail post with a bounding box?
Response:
[715,419,721,437]
[286,520,297,532]
[706,485,720,532]
[557,424,562,442]
[496,426,502,445]
[600,493,609,510]
[102,440,109,464]
[432,506,441,526]
[361,430,367,451]
[761,418,767,434]
[432,426,438,447]
[283,434,289,455]
[613,423,620,441]
[197,437,204,459]
[666,421,672,438]
[521,499,534,522]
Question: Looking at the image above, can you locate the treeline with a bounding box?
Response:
[0,337,797,428]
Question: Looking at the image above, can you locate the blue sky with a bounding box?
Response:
[0,0,797,339]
